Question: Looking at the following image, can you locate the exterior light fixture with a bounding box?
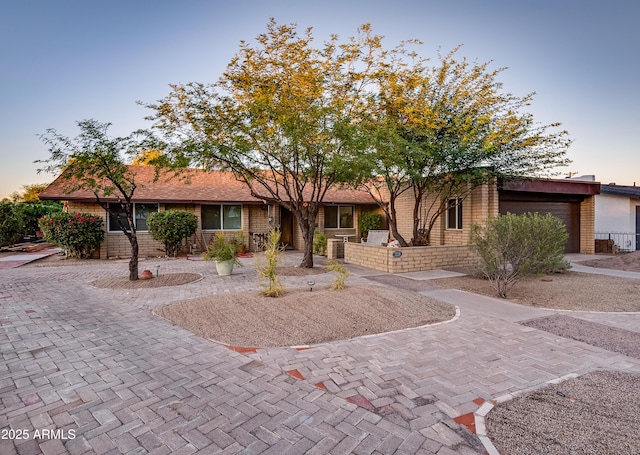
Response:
[307,279,315,292]
[154,264,160,277]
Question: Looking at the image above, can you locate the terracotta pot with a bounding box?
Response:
[140,270,154,280]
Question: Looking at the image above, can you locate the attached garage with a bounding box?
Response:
[499,178,600,253]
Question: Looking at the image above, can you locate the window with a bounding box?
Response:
[446,198,463,230]
[108,203,158,232]
[202,204,242,230]
[324,205,354,229]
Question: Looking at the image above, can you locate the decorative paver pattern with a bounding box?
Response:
[1,254,640,454]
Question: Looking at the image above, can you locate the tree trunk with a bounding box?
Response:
[386,198,409,247]
[125,209,139,281]
[412,188,428,245]
[128,235,139,281]
[295,206,317,268]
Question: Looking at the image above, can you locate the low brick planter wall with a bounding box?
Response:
[344,243,477,273]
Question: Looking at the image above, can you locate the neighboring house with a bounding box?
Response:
[594,183,640,252]
[39,167,600,267]
[38,166,378,259]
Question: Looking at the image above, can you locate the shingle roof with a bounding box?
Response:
[39,166,375,205]
[600,184,640,199]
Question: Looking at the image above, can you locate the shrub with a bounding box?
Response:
[14,202,62,238]
[204,233,241,264]
[147,210,198,257]
[256,228,285,297]
[0,202,23,247]
[38,212,105,258]
[326,259,350,290]
[313,230,327,256]
[358,211,383,240]
[470,212,570,298]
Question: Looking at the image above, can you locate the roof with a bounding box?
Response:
[39,166,376,205]
[600,184,640,199]
[500,177,601,196]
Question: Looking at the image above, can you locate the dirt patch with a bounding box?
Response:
[90,273,202,289]
[486,370,640,455]
[431,271,640,312]
[580,250,640,272]
[156,285,456,347]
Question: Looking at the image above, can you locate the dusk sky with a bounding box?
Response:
[1,0,638,199]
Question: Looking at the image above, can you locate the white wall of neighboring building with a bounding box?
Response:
[595,193,635,233]
[595,193,640,252]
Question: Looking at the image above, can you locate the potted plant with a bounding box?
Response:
[234,231,247,254]
[204,233,241,276]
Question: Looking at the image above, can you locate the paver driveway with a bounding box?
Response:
[2,255,640,454]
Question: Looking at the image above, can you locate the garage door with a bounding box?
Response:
[499,201,580,253]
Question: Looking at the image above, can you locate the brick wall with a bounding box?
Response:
[388,182,498,246]
[344,243,478,273]
[580,195,595,254]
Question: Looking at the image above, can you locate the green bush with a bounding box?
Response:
[38,212,105,258]
[0,202,23,247]
[470,212,570,298]
[147,210,198,257]
[14,202,62,238]
[313,230,327,256]
[358,211,383,240]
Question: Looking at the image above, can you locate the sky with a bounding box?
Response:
[1,0,639,199]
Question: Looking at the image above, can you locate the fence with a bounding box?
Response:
[594,232,639,253]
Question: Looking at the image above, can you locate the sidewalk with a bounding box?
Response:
[1,254,639,454]
[0,249,60,270]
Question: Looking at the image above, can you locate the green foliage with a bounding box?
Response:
[38,212,105,258]
[359,46,572,246]
[0,203,23,247]
[37,119,169,280]
[256,229,285,297]
[147,210,198,257]
[14,202,62,238]
[313,230,327,256]
[470,212,570,298]
[147,20,386,268]
[358,211,383,240]
[204,233,241,264]
[326,260,350,290]
[10,183,50,203]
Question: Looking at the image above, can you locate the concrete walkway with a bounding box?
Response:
[0,249,60,270]
[1,254,640,454]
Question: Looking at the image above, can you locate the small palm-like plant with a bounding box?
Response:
[256,228,285,297]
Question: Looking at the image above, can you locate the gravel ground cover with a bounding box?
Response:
[580,250,640,272]
[522,314,640,359]
[431,271,640,312]
[486,370,640,455]
[156,285,456,347]
[90,273,202,288]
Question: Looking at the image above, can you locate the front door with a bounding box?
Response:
[280,208,294,249]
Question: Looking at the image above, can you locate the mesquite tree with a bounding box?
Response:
[360,46,572,246]
[37,119,161,280]
[146,20,383,268]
